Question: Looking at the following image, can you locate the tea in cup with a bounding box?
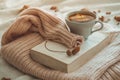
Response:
[65,10,103,39]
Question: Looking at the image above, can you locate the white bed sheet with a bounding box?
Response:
[0,0,120,80]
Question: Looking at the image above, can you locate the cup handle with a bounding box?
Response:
[91,21,103,34]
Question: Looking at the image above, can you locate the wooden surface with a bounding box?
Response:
[30,32,113,73]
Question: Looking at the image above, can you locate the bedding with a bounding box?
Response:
[0,0,120,80]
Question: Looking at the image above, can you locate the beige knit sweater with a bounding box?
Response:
[1,8,120,80]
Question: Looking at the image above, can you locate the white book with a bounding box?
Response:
[30,32,113,73]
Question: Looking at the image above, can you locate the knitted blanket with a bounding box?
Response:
[1,7,120,80]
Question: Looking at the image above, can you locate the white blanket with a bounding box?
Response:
[0,0,120,80]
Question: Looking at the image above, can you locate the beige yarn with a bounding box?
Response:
[1,8,120,80]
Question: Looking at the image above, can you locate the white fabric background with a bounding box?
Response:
[0,0,120,80]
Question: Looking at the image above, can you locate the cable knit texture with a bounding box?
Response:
[1,8,120,80]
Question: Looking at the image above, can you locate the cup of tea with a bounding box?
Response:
[65,10,103,39]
